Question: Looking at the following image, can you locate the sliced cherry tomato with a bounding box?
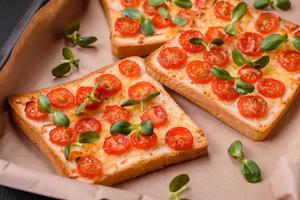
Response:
[257,78,285,98]
[158,47,187,69]
[75,117,102,134]
[205,26,231,43]
[203,47,229,67]
[186,60,213,84]
[128,81,156,101]
[103,134,131,155]
[77,155,102,178]
[165,127,193,151]
[213,1,234,21]
[115,17,140,36]
[255,13,279,35]
[130,133,157,149]
[76,86,103,111]
[277,50,300,72]
[195,0,205,10]
[47,88,75,109]
[152,14,175,29]
[140,105,168,128]
[212,78,239,101]
[25,101,48,120]
[121,0,140,7]
[179,30,205,53]
[177,10,196,25]
[294,29,300,36]
[237,32,263,57]
[49,127,77,146]
[238,95,268,119]
[95,74,122,96]
[142,0,167,16]
[103,105,131,124]
[119,59,140,77]
[238,65,262,84]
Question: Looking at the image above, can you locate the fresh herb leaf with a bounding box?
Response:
[121,99,140,107]
[241,159,262,183]
[231,2,248,22]
[290,36,300,51]
[171,16,187,26]
[75,98,90,115]
[251,55,270,69]
[64,21,80,37]
[225,23,236,36]
[51,63,71,78]
[122,8,143,20]
[169,174,189,192]
[228,140,243,158]
[63,47,74,60]
[172,0,192,8]
[211,66,233,80]
[79,132,100,143]
[139,120,153,135]
[148,0,165,7]
[64,144,71,160]
[211,38,224,46]
[253,0,270,9]
[121,91,160,111]
[158,7,169,19]
[110,121,134,135]
[274,0,291,10]
[142,91,160,103]
[234,79,255,95]
[141,18,155,36]
[38,95,51,113]
[76,36,97,47]
[260,34,287,51]
[232,48,247,66]
[52,111,70,127]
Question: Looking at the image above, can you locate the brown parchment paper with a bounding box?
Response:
[0,0,299,199]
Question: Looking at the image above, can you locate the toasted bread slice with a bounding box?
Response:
[9,57,208,185]
[146,0,300,141]
[100,0,212,58]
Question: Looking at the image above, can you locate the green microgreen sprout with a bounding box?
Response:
[121,90,160,112]
[228,140,262,183]
[189,37,224,51]
[110,120,153,138]
[168,174,190,200]
[158,7,188,27]
[38,95,70,127]
[51,48,79,78]
[260,33,300,51]
[211,66,255,95]
[253,0,291,11]
[148,0,192,9]
[232,48,270,69]
[224,2,248,36]
[64,21,97,47]
[64,132,100,160]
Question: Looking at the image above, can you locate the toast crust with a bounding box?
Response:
[8,57,208,185]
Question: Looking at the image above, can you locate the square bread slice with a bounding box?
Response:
[146,0,300,141]
[8,56,208,185]
[100,0,211,58]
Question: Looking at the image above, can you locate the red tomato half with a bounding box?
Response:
[140,105,168,128]
[255,13,279,35]
[119,59,140,77]
[49,127,77,146]
[294,30,300,36]
[205,26,231,43]
[186,60,213,84]
[238,95,268,119]
[179,30,205,53]
[95,74,122,96]
[103,105,131,124]
[158,47,187,69]
[77,155,103,178]
[121,0,140,7]
[203,47,229,67]
[212,78,239,101]
[115,17,140,36]
[237,32,263,57]
[165,127,193,151]
[76,86,103,111]
[142,0,167,16]
[257,78,285,98]
[152,15,175,29]
[277,50,300,72]
[213,1,234,21]
[238,65,262,84]
[25,101,48,120]
[128,81,156,101]
[75,117,102,134]
[130,133,157,149]
[103,134,131,155]
[47,88,75,110]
